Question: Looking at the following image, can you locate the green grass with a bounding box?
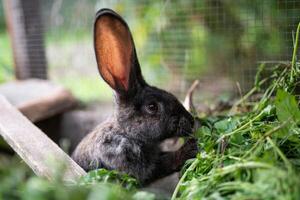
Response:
[173,88,300,200]
[171,23,300,200]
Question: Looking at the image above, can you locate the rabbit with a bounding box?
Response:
[72,8,198,185]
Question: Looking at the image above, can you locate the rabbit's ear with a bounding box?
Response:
[94,9,145,96]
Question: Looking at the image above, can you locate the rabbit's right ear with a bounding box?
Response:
[94,9,145,97]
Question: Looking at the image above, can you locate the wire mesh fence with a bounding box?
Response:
[1,0,300,102]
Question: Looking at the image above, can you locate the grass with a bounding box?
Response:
[170,23,300,200]
[173,88,299,199]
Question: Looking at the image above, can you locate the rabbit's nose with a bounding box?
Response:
[180,116,194,128]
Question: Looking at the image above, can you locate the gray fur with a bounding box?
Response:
[72,8,198,185]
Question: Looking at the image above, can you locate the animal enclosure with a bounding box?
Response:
[0,1,299,200]
[1,0,299,101]
[41,0,300,101]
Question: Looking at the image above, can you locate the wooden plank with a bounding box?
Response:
[0,95,86,182]
[0,79,76,122]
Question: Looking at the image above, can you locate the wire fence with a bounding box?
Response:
[2,0,300,102]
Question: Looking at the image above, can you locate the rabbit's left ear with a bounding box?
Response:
[94,9,145,96]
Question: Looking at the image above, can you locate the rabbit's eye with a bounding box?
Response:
[145,102,158,114]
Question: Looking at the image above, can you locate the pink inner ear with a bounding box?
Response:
[95,16,133,91]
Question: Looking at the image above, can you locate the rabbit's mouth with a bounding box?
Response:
[168,116,194,138]
[177,126,193,137]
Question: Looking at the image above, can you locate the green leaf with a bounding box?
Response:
[196,126,211,138]
[230,132,245,145]
[274,89,300,124]
[79,169,138,190]
[215,117,241,134]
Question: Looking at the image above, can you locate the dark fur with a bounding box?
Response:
[72,8,198,184]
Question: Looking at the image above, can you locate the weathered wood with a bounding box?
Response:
[0,79,76,122]
[0,95,86,182]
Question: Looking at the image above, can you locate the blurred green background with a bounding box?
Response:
[0,0,299,103]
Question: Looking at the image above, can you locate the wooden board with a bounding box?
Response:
[0,79,76,122]
[0,95,86,182]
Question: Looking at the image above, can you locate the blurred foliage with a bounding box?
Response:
[0,0,300,100]
[47,0,299,99]
[157,0,298,90]
[0,32,13,83]
[79,168,139,190]
[0,155,158,200]
[0,1,13,84]
[0,2,6,32]
[56,75,113,102]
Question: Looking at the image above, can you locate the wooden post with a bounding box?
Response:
[3,0,48,80]
[0,95,86,182]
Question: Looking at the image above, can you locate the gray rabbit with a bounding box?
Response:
[72,8,198,185]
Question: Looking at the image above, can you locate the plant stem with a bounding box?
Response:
[254,67,287,112]
[171,159,199,200]
[291,22,300,83]
[197,161,272,182]
[242,120,289,159]
[217,110,265,143]
[266,136,292,171]
[264,68,287,99]
[230,78,268,114]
